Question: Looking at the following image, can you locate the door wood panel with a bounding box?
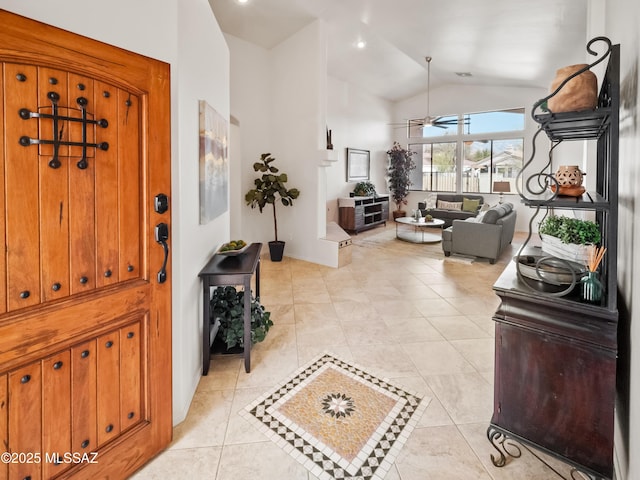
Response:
[0,375,7,480]
[71,340,97,454]
[118,89,142,282]
[4,63,40,311]
[37,67,70,159]
[42,351,72,479]
[0,10,172,479]
[0,68,5,315]
[97,330,121,447]
[120,321,143,431]
[38,67,72,303]
[94,80,120,289]
[68,73,97,295]
[8,362,42,480]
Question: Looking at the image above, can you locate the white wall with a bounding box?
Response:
[0,0,231,425]
[228,23,340,266]
[0,0,178,61]
[174,1,230,425]
[228,34,394,236]
[326,77,394,222]
[269,21,337,264]
[225,34,273,243]
[605,1,640,478]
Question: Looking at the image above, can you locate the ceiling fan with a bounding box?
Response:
[390,56,460,130]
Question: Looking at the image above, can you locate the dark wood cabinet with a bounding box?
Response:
[491,262,617,478]
[488,38,619,480]
[338,195,389,233]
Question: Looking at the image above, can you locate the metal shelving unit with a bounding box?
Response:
[487,37,620,480]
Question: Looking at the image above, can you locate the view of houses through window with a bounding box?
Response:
[407,108,524,196]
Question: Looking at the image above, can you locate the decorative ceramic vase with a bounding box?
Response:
[580,271,603,303]
[547,64,598,113]
[555,165,584,186]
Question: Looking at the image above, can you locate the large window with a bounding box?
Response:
[409,142,457,192]
[462,139,523,193]
[408,108,524,195]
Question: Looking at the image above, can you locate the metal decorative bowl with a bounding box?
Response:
[217,242,249,256]
[516,255,587,285]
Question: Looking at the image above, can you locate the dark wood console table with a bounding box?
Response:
[489,260,617,478]
[198,242,262,375]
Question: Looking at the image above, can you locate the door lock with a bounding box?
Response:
[154,193,169,214]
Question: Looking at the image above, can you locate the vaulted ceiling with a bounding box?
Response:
[209,0,590,102]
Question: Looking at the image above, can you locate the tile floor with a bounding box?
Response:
[132,225,576,480]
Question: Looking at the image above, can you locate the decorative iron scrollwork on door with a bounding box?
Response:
[18,91,109,169]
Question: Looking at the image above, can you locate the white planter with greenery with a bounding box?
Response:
[538,215,601,264]
[540,234,592,263]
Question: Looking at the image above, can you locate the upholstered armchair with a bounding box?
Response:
[441,203,517,264]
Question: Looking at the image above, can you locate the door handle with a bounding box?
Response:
[155,223,169,284]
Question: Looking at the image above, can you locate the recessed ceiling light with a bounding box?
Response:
[237,0,249,4]
[356,40,366,49]
[456,72,472,77]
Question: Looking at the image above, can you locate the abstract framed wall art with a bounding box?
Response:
[199,100,229,224]
[346,147,370,182]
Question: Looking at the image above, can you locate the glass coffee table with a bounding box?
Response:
[395,217,445,243]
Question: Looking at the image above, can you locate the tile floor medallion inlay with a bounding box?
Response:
[240,353,430,480]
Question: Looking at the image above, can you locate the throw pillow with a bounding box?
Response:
[482,208,499,224]
[424,193,438,210]
[437,200,463,211]
[462,197,481,213]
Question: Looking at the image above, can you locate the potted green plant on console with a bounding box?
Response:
[352,181,376,197]
[386,142,416,219]
[210,286,273,353]
[538,215,601,263]
[245,152,300,261]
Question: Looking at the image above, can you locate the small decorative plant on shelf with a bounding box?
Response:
[386,142,416,219]
[538,215,601,263]
[210,286,273,352]
[245,153,300,262]
[352,181,376,197]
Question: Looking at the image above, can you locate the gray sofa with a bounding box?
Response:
[418,194,484,228]
[442,202,516,264]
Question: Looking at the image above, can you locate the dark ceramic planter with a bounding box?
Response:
[268,240,285,262]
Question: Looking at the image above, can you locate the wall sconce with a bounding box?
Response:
[493,181,511,204]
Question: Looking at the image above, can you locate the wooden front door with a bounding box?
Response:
[0,10,172,480]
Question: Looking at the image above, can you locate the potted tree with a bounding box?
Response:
[245,153,300,261]
[387,142,416,218]
[538,215,601,263]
